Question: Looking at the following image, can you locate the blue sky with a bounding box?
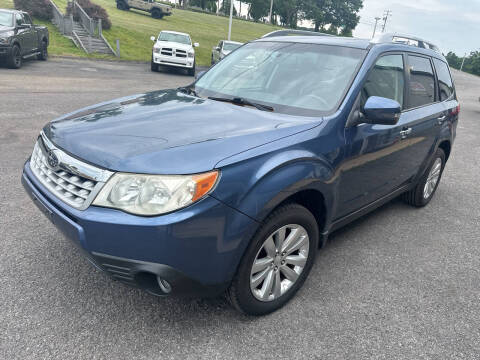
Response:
[353,0,479,55]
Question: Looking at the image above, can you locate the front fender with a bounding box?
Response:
[211,148,336,233]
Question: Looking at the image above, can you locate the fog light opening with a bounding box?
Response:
[157,277,172,294]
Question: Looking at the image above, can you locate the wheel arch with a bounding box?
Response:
[438,140,451,161]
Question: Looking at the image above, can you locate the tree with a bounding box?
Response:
[302,0,363,35]
[242,0,270,21]
[220,0,237,15]
[190,0,217,11]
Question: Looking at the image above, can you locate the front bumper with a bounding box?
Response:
[22,161,258,297]
[0,44,12,58]
[152,54,194,68]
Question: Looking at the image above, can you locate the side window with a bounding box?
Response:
[15,13,23,26]
[433,58,454,101]
[23,14,33,25]
[407,55,435,108]
[362,54,405,109]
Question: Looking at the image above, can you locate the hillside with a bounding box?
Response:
[1,0,282,65]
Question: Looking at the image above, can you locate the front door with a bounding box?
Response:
[337,53,411,218]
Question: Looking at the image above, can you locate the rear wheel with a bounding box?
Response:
[37,41,48,61]
[402,148,446,207]
[8,45,22,69]
[151,9,164,19]
[227,203,319,315]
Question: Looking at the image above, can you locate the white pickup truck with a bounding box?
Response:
[151,30,198,76]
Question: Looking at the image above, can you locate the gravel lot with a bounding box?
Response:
[1,58,479,360]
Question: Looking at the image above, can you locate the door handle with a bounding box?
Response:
[437,115,447,125]
[400,127,412,139]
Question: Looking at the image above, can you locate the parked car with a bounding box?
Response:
[116,0,172,19]
[211,40,243,65]
[150,30,198,76]
[0,9,49,69]
[22,33,459,315]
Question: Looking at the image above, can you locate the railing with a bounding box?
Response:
[73,1,94,36]
[48,0,73,35]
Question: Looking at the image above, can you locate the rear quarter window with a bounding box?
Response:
[433,58,455,101]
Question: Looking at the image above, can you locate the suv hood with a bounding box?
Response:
[154,41,192,51]
[43,90,321,174]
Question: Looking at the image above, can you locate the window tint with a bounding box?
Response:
[23,14,32,25]
[433,59,454,101]
[407,55,435,108]
[362,54,404,109]
[15,13,23,25]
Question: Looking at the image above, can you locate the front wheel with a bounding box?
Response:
[151,59,158,72]
[227,203,319,315]
[151,9,164,19]
[187,62,195,76]
[402,148,446,207]
[116,1,127,10]
[8,45,22,69]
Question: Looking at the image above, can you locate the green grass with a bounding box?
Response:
[1,0,282,65]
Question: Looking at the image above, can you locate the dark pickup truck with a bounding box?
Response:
[0,9,49,69]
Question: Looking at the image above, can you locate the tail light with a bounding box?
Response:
[451,104,460,116]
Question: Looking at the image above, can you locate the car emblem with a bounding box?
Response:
[47,150,59,169]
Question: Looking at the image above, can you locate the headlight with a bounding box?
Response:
[153,47,160,54]
[188,50,194,58]
[93,171,219,215]
[0,31,13,44]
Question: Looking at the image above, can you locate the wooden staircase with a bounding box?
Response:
[72,22,114,55]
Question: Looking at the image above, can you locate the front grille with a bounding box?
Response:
[161,47,172,56]
[175,49,187,58]
[160,48,188,58]
[29,133,113,210]
[31,141,96,208]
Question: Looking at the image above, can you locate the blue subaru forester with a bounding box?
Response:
[22,32,459,315]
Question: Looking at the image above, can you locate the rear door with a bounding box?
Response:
[432,58,459,132]
[22,14,37,52]
[398,54,446,179]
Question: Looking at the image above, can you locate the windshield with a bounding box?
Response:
[158,32,191,45]
[0,11,13,27]
[223,42,241,52]
[195,41,366,116]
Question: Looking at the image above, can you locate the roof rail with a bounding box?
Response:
[262,29,334,38]
[371,33,441,53]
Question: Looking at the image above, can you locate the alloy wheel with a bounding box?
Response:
[250,224,309,302]
[423,157,442,199]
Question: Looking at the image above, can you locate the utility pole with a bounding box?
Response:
[372,17,381,38]
[228,0,234,40]
[268,0,274,24]
[460,52,467,71]
[381,10,391,33]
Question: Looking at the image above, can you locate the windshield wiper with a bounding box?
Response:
[177,86,199,97]
[208,97,274,112]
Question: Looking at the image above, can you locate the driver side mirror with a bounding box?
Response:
[215,46,220,51]
[150,36,156,42]
[362,96,401,125]
[194,42,199,48]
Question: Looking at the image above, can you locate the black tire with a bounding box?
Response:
[151,9,163,19]
[116,0,127,10]
[188,62,195,76]
[151,60,158,72]
[37,41,48,61]
[227,203,319,316]
[8,45,22,69]
[402,148,446,207]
